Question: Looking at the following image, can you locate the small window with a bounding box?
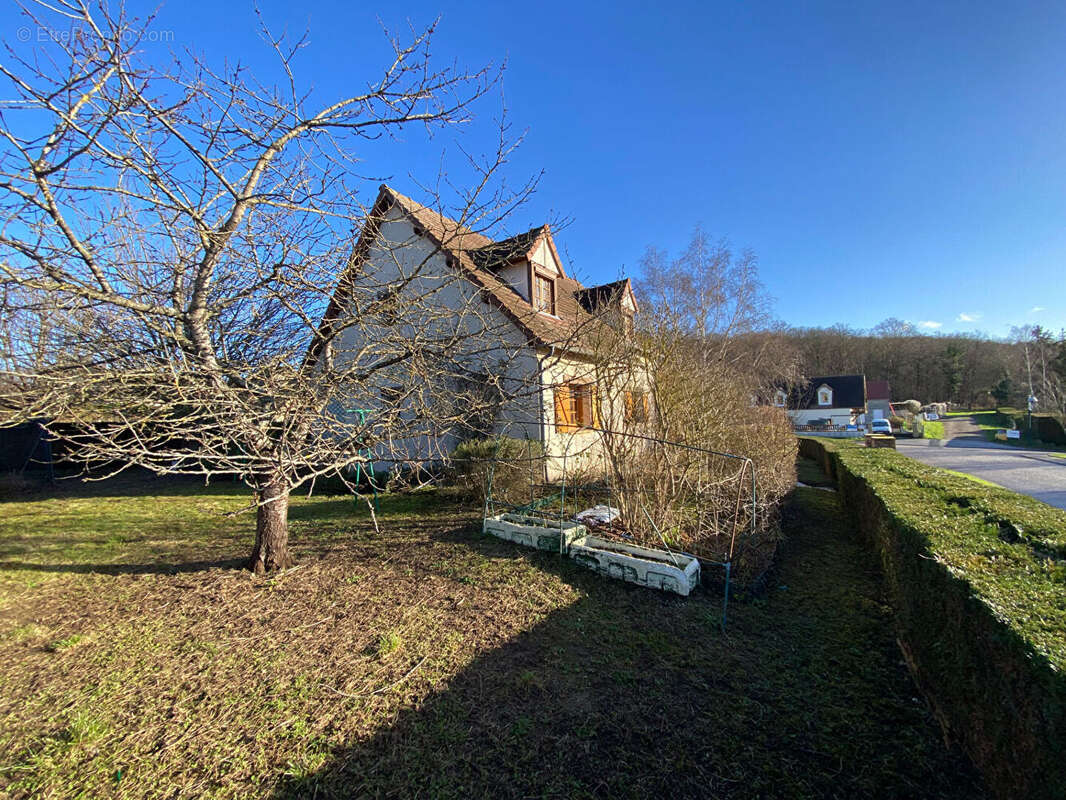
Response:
[534,273,555,315]
[817,385,833,406]
[774,390,787,407]
[624,391,648,423]
[554,382,598,431]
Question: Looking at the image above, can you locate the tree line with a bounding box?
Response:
[774,322,1066,413]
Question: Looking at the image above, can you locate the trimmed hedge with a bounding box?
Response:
[996,407,1066,446]
[800,437,1066,799]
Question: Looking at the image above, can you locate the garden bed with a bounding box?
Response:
[482,512,585,553]
[566,534,701,596]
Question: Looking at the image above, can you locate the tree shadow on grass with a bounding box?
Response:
[0,557,247,576]
[3,471,245,502]
[272,492,984,800]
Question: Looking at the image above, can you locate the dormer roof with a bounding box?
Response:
[309,185,635,362]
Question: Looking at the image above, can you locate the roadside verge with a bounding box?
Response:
[798,437,1066,800]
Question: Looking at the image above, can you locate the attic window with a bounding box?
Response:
[774,390,787,407]
[817,385,833,406]
[534,272,555,315]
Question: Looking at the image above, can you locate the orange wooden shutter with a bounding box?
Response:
[554,386,575,432]
[624,391,634,421]
[591,386,602,428]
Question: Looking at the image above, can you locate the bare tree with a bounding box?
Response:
[1011,325,1066,418]
[0,1,535,572]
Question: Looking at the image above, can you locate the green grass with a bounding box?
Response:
[933,467,1001,488]
[922,420,945,439]
[832,447,1066,664]
[0,474,982,798]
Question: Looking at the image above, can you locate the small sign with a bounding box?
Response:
[1006,430,1021,439]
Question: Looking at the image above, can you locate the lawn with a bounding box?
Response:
[0,472,983,798]
[922,420,945,439]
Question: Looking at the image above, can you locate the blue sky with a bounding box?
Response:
[7,1,1066,336]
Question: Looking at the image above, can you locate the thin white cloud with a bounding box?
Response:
[918,320,942,330]
[956,312,982,323]
[1031,306,1046,313]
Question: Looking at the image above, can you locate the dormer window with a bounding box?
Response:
[534,272,555,315]
[774,390,787,407]
[817,385,833,406]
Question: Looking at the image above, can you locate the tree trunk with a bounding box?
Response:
[248,478,293,575]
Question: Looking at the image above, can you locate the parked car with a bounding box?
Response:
[870,419,893,436]
[924,412,939,421]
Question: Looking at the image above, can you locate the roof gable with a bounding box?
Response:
[309,185,634,362]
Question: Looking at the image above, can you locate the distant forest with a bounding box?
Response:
[779,319,1066,412]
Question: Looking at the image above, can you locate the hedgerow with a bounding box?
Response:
[800,437,1066,799]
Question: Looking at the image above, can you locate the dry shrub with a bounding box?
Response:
[596,354,797,587]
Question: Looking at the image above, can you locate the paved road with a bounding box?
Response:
[895,434,1066,510]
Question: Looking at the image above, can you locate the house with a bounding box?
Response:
[866,380,893,421]
[773,375,867,428]
[311,184,648,479]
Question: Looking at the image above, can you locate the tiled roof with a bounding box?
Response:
[575,279,633,313]
[381,186,628,351]
[867,380,891,400]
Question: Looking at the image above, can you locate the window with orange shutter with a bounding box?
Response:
[624,391,648,423]
[554,382,598,431]
[554,385,575,432]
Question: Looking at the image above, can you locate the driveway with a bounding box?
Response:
[895,420,1066,510]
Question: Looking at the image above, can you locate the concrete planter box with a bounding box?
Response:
[483,513,586,553]
[567,535,701,596]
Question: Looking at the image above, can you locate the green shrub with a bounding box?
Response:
[802,438,1066,799]
[995,407,1066,446]
[450,437,544,505]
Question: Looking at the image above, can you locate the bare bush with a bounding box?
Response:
[582,230,797,583]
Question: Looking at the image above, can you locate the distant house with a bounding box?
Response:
[773,375,868,428]
[867,380,893,421]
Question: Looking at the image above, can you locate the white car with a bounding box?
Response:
[870,419,893,435]
[924,412,939,421]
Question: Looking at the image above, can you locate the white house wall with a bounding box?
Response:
[530,239,560,275]
[534,349,652,481]
[498,261,529,300]
[331,206,539,465]
[788,408,860,426]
